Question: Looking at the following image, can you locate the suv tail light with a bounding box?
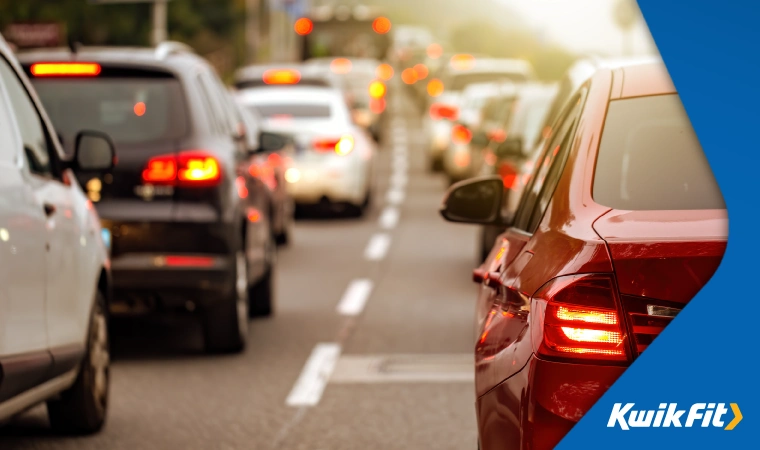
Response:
[312,135,354,155]
[531,274,629,363]
[429,103,458,121]
[451,124,472,145]
[142,151,222,187]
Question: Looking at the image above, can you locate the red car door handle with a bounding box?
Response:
[43,203,56,217]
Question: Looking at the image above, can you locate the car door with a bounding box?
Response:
[475,89,587,396]
[0,55,84,354]
[0,53,53,401]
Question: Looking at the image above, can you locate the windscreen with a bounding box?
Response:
[593,94,724,210]
[449,72,527,91]
[250,104,332,119]
[31,77,188,149]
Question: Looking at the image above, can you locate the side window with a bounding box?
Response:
[0,58,53,176]
[195,75,224,135]
[513,92,585,233]
[199,70,235,136]
[0,71,18,163]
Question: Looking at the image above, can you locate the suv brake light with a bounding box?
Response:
[451,124,472,145]
[142,151,221,187]
[531,274,629,363]
[31,62,101,77]
[430,103,458,121]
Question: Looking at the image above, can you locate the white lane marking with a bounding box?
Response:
[286,343,342,407]
[390,172,408,189]
[386,189,405,205]
[379,206,400,229]
[364,233,391,261]
[336,279,374,316]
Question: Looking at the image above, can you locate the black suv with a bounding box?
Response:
[19,42,280,353]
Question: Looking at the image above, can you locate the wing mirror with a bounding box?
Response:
[71,130,115,172]
[494,136,523,158]
[439,176,507,225]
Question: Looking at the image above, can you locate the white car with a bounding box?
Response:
[0,35,114,433]
[424,57,535,172]
[235,84,375,216]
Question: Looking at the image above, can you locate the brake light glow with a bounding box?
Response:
[451,124,472,145]
[370,98,386,114]
[178,152,221,184]
[369,80,386,99]
[413,64,429,80]
[427,43,443,59]
[31,62,102,77]
[376,63,394,81]
[372,17,392,34]
[401,68,418,85]
[164,256,215,267]
[532,274,628,362]
[429,103,458,121]
[450,54,475,71]
[134,101,146,117]
[294,18,313,35]
[142,155,177,183]
[262,69,301,85]
[313,135,354,155]
[330,58,352,74]
[427,78,444,97]
[142,151,221,187]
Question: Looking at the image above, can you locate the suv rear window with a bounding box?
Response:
[593,94,724,210]
[251,104,331,119]
[31,77,188,149]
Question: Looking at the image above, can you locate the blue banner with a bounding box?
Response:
[559,1,757,447]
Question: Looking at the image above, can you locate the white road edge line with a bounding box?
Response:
[364,233,391,261]
[379,206,400,230]
[337,279,374,316]
[285,343,342,407]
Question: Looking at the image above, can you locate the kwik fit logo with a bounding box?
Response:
[607,403,742,430]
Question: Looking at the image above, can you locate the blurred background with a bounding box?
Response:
[0,0,656,81]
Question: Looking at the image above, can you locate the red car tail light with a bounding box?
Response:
[142,155,177,184]
[451,124,472,145]
[142,151,221,187]
[429,103,458,121]
[312,135,354,155]
[532,274,629,363]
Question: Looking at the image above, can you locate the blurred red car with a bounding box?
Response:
[440,60,727,449]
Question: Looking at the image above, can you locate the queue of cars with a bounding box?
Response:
[0,34,384,431]
[439,57,727,449]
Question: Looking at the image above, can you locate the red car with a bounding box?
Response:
[440,60,727,449]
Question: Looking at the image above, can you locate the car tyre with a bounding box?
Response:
[249,237,276,317]
[47,291,109,435]
[203,251,248,353]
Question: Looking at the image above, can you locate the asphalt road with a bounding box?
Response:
[0,86,481,450]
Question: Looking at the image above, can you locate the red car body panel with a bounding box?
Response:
[473,63,728,450]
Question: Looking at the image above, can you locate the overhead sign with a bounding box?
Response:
[4,23,63,48]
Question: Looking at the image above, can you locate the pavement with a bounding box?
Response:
[0,86,481,450]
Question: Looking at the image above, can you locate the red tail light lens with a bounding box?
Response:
[142,151,221,187]
[497,162,518,189]
[451,124,472,145]
[142,155,177,184]
[532,274,628,363]
[262,69,301,85]
[430,103,458,121]
[312,135,354,155]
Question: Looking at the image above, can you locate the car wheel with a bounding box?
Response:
[249,239,276,317]
[203,251,248,353]
[275,228,289,246]
[47,291,109,435]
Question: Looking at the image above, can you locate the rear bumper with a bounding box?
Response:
[476,355,626,450]
[286,163,367,205]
